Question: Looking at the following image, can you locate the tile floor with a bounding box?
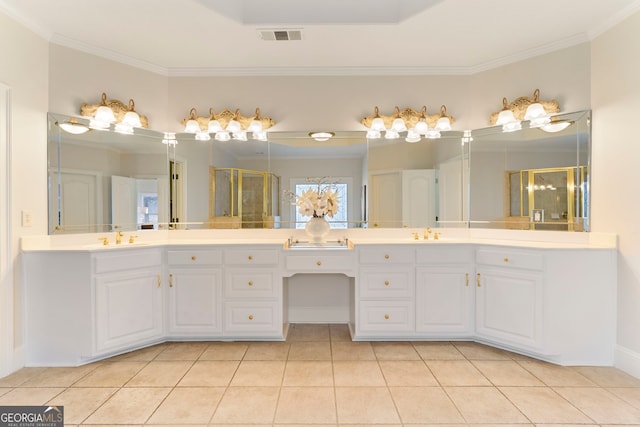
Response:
[1,323,640,426]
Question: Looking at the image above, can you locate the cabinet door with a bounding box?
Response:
[95,268,163,353]
[475,267,543,349]
[168,268,222,335]
[416,267,473,335]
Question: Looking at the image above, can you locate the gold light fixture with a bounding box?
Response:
[55,117,91,135]
[80,92,149,132]
[490,89,560,132]
[182,107,275,142]
[309,132,335,142]
[360,105,455,142]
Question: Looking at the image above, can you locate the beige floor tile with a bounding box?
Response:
[19,365,99,387]
[46,387,117,424]
[608,387,640,409]
[0,388,9,397]
[109,343,167,362]
[283,361,334,386]
[199,342,248,360]
[83,387,171,424]
[329,323,351,341]
[472,360,545,386]
[390,386,465,423]
[453,341,514,360]
[573,366,640,387]
[373,342,421,360]
[379,360,438,386]
[125,361,193,387]
[333,360,386,386]
[413,342,465,360]
[0,387,65,405]
[287,323,331,341]
[335,386,400,424]
[0,367,48,387]
[288,341,332,360]
[427,360,491,386]
[445,386,529,423]
[554,386,640,424]
[243,342,290,360]
[211,387,279,424]
[331,341,376,360]
[72,362,146,387]
[154,342,208,360]
[275,387,337,423]
[178,360,239,386]
[146,386,225,424]
[230,360,285,386]
[500,386,593,424]
[518,360,595,386]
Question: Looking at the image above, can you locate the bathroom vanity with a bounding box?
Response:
[21,228,616,367]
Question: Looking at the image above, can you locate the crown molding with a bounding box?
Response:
[166,65,472,77]
[588,0,640,38]
[50,34,169,76]
[0,0,51,40]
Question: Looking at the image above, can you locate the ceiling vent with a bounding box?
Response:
[258,29,302,41]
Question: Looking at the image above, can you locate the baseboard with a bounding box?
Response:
[615,344,640,379]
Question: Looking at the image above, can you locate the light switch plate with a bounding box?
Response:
[22,210,33,227]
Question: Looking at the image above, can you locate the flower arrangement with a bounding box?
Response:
[286,177,340,219]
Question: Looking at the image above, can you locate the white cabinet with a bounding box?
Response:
[167,249,223,336]
[93,249,164,354]
[356,246,415,337]
[474,247,544,351]
[224,247,283,338]
[415,245,474,336]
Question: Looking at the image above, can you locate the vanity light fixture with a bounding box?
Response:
[81,92,149,132]
[490,89,560,132]
[161,132,178,145]
[360,105,455,142]
[309,132,335,142]
[55,117,91,135]
[182,107,275,142]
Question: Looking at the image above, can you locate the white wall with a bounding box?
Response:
[0,12,49,375]
[591,11,640,378]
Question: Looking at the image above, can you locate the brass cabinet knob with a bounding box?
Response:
[384,314,390,320]
[191,255,197,261]
[384,280,390,286]
[384,254,390,259]
[316,261,322,266]
[169,273,173,288]
[248,315,254,320]
[248,255,253,260]
[503,257,509,263]
[477,273,481,287]
[248,281,253,286]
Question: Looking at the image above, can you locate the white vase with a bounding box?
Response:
[305,216,330,243]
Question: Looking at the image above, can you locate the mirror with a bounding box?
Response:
[47,109,591,234]
[468,110,590,231]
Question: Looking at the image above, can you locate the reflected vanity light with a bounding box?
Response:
[162,132,177,145]
[182,107,275,142]
[360,105,455,142]
[309,131,335,142]
[81,92,148,132]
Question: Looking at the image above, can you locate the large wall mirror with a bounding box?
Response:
[47,109,590,234]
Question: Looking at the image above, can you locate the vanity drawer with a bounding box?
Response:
[416,245,473,265]
[476,248,543,271]
[224,301,281,334]
[94,249,162,274]
[359,246,415,264]
[225,248,279,265]
[225,269,278,298]
[359,268,413,298]
[358,300,414,333]
[285,254,354,272]
[168,249,223,266]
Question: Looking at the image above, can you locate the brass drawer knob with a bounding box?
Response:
[191,255,197,261]
[384,254,390,259]
[384,314,390,320]
[316,261,322,266]
[248,255,253,260]
[503,257,509,263]
[248,281,253,286]
[384,280,390,286]
[248,314,254,320]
